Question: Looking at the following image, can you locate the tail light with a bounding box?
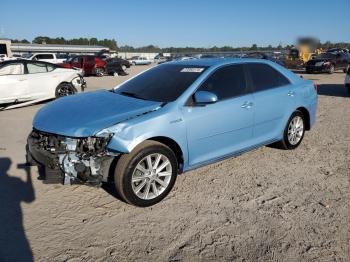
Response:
[313,83,318,92]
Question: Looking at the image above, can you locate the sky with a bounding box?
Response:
[1,0,349,48]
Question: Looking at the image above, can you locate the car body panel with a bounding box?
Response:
[29,58,317,179]
[59,55,106,76]
[182,94,254,166]
[131,57,152,65]
[306,53,350,73]
[33,90,163,137]
[0,60,85,107]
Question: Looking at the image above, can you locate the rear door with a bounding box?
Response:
[0,62,28,103]
[182,64,255,166]
[245,63,296,144]
[25,62,58,99]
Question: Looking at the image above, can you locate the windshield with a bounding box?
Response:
[115,64,208,102]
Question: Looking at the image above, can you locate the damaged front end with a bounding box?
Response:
[27,129,117,186]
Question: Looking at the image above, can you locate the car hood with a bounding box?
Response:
[33,90,162,137]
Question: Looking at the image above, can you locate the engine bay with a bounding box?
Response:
[27,129,116,185]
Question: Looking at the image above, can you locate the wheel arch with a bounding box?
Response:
[296,106,311,130]
[107,136,185,183]
[146,136,184,173]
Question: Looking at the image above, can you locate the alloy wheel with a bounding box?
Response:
[57,85,74,97]
[131,153,172,200]
[287,116,304,145]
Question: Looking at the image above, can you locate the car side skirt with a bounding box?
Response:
[183,137,280,173]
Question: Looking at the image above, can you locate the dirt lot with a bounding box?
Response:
[0,65,349,261]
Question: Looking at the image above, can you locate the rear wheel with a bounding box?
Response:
[122,65,127,71]
[275,111,306,150]
[343,64,349,73]
[55,82,76,98]
[114,140,178,207]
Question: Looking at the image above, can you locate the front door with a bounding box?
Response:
[182,64,255,167]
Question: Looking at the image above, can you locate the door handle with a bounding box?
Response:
[287,91,295,97]
[241,101,254,109]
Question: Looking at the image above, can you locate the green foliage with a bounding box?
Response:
[12,36,350,53]
[31,36,118,50]
[11,39,30,44]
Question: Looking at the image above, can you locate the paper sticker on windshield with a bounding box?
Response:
[180,68,205,73]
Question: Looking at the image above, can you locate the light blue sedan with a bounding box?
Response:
[27,58,318,206]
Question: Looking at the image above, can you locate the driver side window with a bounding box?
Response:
[198,64,247,100]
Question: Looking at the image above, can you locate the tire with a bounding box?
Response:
[55,82,76,98]
[114,140,178,207]
[121,65,127,71]
[346,84,350,93]
[274,111,306,150]
[95,67,105,77]
[343,64,349,73]
[328,64,335,74]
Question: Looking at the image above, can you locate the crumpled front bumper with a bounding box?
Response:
[71,75,87,92]
[26,130,116,186]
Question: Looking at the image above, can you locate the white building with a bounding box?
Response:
[10,42,110,55]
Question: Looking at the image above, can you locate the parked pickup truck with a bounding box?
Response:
[25,53,67,64]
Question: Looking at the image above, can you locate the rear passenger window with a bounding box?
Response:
[198,64,247,100]
[27,62,48,74]
[247,63,290,92]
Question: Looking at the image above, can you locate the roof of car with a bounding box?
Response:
[0,59,58,66]
[167,58,273,67]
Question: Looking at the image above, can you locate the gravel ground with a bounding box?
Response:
[0,65,349,261]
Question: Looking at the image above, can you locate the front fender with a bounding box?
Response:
[105,107,189,166]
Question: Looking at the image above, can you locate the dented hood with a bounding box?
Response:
[33,90,162,137]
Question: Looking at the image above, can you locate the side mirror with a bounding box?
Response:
[193,91,218,105]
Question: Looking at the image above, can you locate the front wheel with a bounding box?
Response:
[328,64,335,74]
[55,82,76,98]
[275,111,306,150]
[114,140,178,207]
[95,67,105,77]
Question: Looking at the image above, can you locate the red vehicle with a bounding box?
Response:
[60,55,106,76]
